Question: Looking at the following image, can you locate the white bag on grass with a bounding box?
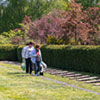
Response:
[40,61,47,72]
[21,59,26,71]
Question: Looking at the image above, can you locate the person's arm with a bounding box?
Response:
[39,50,42,61]
[30,49,37,57]
[22,47,26,59]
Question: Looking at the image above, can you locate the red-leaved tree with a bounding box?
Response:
[84,7,100,44]
[15,0,100,45]
[60,0,91,44]
[25,11,64,44]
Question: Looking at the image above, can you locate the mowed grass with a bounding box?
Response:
[0,62,100,100]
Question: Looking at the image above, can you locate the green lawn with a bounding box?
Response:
[0,62,100,100]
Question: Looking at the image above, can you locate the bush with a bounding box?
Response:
[17,45,24,62]
[41,45,100,74]
[0,35,10,44]
[0,44,18,61]
[47,36,65,45]
[1,44,100,74]
[1,29,25,45]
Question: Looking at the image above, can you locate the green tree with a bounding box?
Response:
[0,0,28,33]
[0,0,67,33]
[27,0,67,20]
[75,0,100,9]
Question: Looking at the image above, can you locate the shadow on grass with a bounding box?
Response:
[7,72,31,77]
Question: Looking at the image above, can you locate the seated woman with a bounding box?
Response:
[31,44,44,76]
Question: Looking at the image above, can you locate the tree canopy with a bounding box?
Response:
[75,0,100,9]
[0,0,67,33]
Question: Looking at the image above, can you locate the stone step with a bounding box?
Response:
[57,73,64,76]
[85,79,100,83]
[45,69,51,71]
[63,72,75,75]
[50,71,71,75]
[77,77,98,81]
[46,69,57,72]
[74,75,90,79]
[46,71,53,74]
[62,71,68,74]
[51,72,76,77]
[58,72,76,77]
[46,69,59,73]
[63,74,82,78]
[46,68,100,86]
[52,69,61,72]
[94,83,100,86]
[62,71,68,73]
[57,71,69,75]
[46,68,52,71]
[57,72,74,76]
[50,71,64,75]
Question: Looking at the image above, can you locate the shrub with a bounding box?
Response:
[17,45,24,62]
[47,36,65,45]
[1,44,100,74]
[0,44,18,61]
[1,29,25,45]
[41,45,100,74]
[0,35,10,44]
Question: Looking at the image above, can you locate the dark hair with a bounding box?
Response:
[35,44,41,48]
[26,43,29,45]
[29,42,34,45]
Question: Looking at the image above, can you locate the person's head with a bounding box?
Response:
[26,43,29,46]
[35,44,41,51]
[28,42,34,48]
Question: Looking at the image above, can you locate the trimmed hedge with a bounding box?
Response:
[0,44,18,61]
[0,44,100,74]
[41,45,100,74]
[17,45,24,62]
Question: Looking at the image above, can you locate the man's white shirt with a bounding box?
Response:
[22,46,34,59]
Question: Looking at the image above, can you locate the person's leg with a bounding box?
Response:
[33,63,38,75]
[29,58,32,74]
[25,59,29,73]
[40,65,44,76]
[40,72,43,75]
[36,61,44,75]
[36,61,41,73]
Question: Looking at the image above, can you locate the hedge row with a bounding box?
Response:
[41,45,100,74]
[0,44,18,61]
[17,45,24,62]
[0,44,100,74]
